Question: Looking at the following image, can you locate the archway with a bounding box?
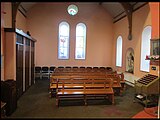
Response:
[126,48,134,73]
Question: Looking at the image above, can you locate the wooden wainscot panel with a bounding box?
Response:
[150,60,159,66]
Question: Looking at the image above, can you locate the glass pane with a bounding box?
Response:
[140,26,151,72]
[116,36,122,67]
[58,22,69,59]
[76,26,84,36]
[76,48,84,59]
[59,36,68,48]
[60,25,69,36]
[59,48,68,59]
[75,23,86,60]
[76,37,84,47]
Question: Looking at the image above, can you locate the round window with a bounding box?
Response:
[67,4,78,16]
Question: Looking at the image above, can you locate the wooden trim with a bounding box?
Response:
[114,2,148,24]
[20,4,27,13]
[120,2,133,40]
[150,60,159,66]
[18,9,27,18]
[113,11,125,19]
[12,2,21,28]
[16,29,36,42]
[133,2,148,12]
[150,38,160,41]
[113,15,127,23]
[4,28,15,32]
[132,2,138,7]
[4,28,37,42]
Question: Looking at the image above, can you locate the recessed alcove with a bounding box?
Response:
[126,48,134,74]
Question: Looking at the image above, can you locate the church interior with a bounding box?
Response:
[1,2,160,119]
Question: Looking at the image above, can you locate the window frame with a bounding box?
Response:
[75,23,87,60]
[58,21,70,60]
[140,26,152,72]
[116,36,123,67]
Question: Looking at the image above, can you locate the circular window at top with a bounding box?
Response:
[67,4,78,16]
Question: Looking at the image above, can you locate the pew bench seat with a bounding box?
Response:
[55,79,114,107]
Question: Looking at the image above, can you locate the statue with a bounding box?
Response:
[127,52,134,73]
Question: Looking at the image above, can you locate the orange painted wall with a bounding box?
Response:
[112,4,152,78]
[3,2,12,28]
[149,2,160,39]
[2,2,157,80]
[4,32,16,80]
[26,3,114,67]
[16,10,27,33]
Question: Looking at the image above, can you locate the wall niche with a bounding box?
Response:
[126,48,134,74]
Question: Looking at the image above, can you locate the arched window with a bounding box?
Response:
[140,26,151,72]
[116,36,123,67]
[58,21,70,59]
[75,23,86,59]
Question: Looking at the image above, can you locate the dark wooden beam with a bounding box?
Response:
[120,2,133,40]
[132,2,138,7]
[113,11,125,19]
[99,2,103,5]
[18,8,27,18]
[114,2,148,23]
[20,4,27,13]
[133,2,148,12]
[113,14,127,23]
[12,2,21,28]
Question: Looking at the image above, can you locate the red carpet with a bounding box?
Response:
[132,106,158,118]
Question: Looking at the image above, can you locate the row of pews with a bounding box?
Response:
[49,67,125,107]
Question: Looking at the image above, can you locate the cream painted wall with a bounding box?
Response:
[26,3,114,67]
[112,4,152,78]
[16,10,27,33]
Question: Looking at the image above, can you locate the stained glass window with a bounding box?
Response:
[75,23,86,59]
[58,22,70,59]
[67,4,78,16]
[116,36,123,67]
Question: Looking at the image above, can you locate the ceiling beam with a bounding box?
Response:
[113,11,125,19]
[99,2,103,5]
[12,2,21,28]
[120,2,133,40]
[113,14,127,23]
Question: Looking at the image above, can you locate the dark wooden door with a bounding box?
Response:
[16,35,24,100]
[31,41,35,85]
[25,39,30,90]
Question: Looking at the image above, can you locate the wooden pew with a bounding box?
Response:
[50,74,122,97]
[55,77,114,107]
[106,73,122,95]
[49,67,122,97]
[118,73,126,94]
